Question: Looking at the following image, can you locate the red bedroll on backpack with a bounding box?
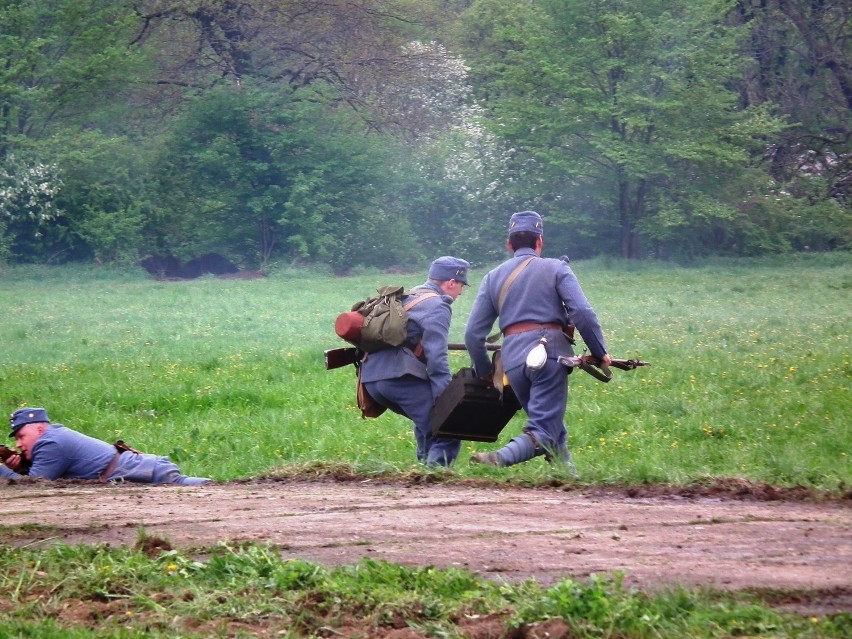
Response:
[334,311,364,343]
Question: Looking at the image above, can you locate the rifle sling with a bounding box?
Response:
[98,440,142,482]
[578,361,613,383]
[99,452,123,482]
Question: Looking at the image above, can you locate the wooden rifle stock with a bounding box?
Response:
[324,347,361,370]
[324,343,501,371]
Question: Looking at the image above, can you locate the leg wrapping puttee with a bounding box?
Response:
[496,433,542,467]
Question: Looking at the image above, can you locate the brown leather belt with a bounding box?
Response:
[503,322,563,337]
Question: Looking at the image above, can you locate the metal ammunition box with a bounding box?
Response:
[430,368,522,442]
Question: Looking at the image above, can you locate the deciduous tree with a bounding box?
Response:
[458,0,787,258]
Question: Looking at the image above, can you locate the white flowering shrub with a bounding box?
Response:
[393,41,476,133]
[381,42,515,261]
[0,155,63,233]
[393,41,512,196]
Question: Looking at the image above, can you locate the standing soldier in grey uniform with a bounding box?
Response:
[463,211,611,469]
[0,407,211,485]
[360,256,470,467]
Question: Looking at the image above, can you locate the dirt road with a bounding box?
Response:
[3,477,850,613]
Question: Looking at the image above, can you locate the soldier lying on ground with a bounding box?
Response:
[0,407,211,485]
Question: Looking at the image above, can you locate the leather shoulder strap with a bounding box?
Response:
[403,290,439,311]
[402,290,440,361]
[486,257,537,343]
[497,256,536,312]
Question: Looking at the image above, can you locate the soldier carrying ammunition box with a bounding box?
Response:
[464,210,612,471]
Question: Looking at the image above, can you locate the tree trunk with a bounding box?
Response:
[618,180,641,258]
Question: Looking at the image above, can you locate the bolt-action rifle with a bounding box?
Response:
[557,354,650,383]
[325,344,649,382]
[324,343,502,370]
[0,444,31,474]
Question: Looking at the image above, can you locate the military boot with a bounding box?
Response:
[469,451,502,466]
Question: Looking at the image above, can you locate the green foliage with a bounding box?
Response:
[148,85,284,264]
[49,131,154,265]
[735,0,851,206]
[0,0,139,148]
[1,0,849,268]
[396,126,514,266]
[147,83,424,270]
[457,0,793,258]
[0,0,148,264]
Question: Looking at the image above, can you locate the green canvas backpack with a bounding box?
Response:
[335,286,438,353]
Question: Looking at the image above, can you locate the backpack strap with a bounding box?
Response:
[486,256,537,343]
[403,290,440,360]
[403,290,439,311]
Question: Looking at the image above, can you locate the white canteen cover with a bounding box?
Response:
[525,337,548,371]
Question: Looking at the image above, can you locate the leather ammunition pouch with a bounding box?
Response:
[356,362,386,419]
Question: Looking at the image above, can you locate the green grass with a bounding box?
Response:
[0,540,847,638]
[1,256,850,637]
[0,253,850,489]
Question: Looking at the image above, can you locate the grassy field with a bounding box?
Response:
[1,539,848,639]
[1,254,850,638]
[0,253,849,488]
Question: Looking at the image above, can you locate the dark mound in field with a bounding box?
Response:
[140,253,263,280]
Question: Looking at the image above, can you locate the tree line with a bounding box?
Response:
[0,0,849,270]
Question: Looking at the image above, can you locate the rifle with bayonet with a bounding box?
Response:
[0,444,31,474]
